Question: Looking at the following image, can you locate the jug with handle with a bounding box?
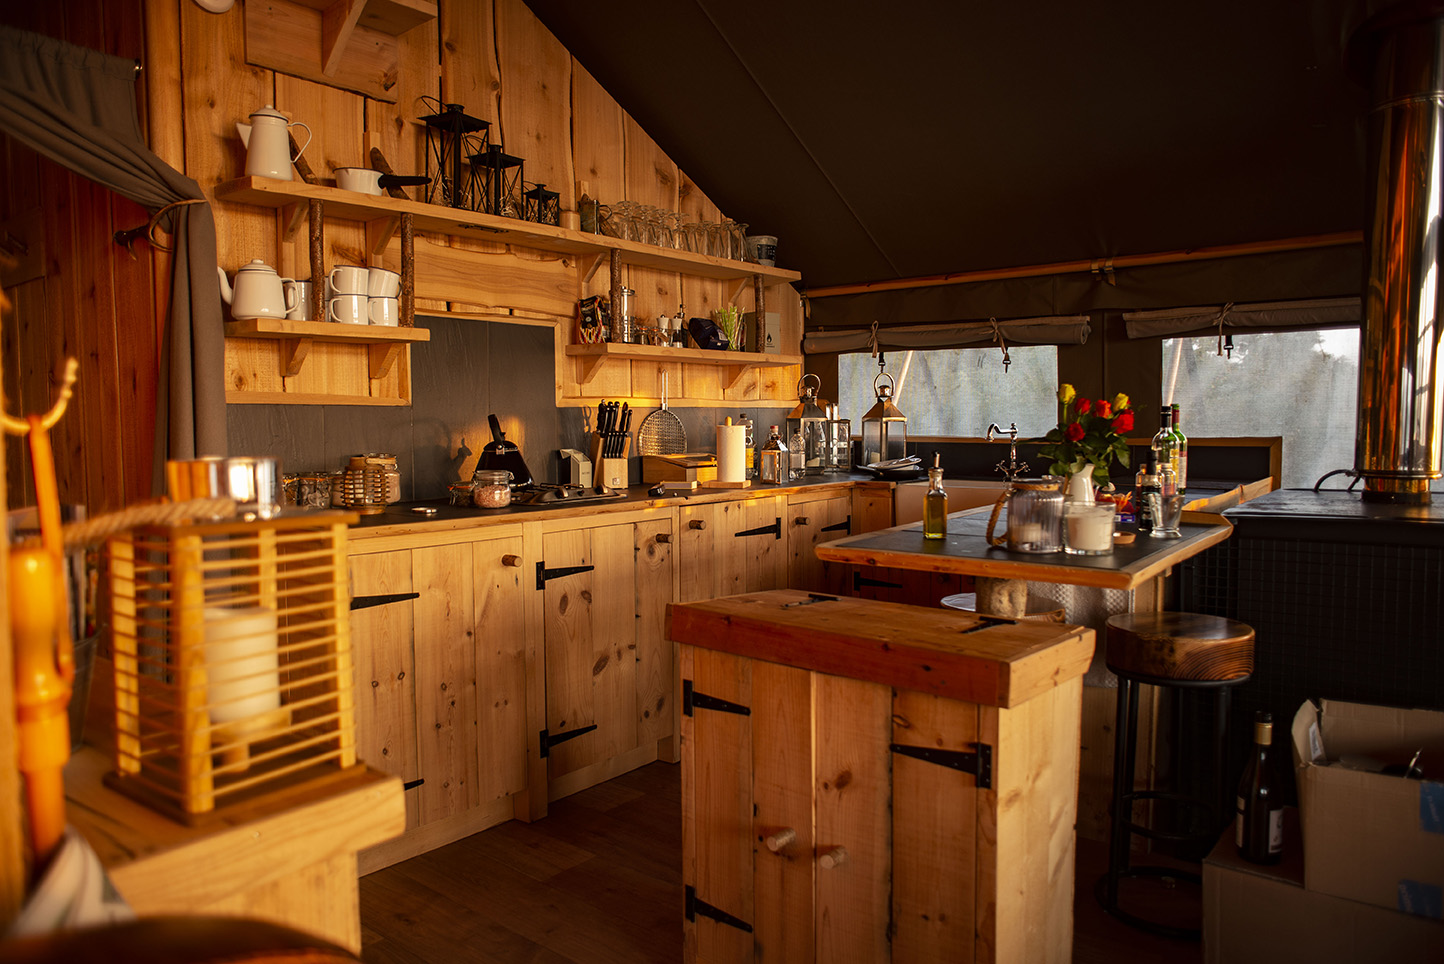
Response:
[985,477,1065,553]
[236,105,311,180]
[217,260,296,320]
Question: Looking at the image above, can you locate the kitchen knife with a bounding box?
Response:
[596,400,606,436]
[618,405,631,455]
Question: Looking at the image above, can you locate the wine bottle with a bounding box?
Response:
[1170,403,1188,495]
[1236,710,1284,864]
[923,454,948,540]
[1151,408,1176,481]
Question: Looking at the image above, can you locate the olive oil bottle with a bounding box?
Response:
[923,453,948,540]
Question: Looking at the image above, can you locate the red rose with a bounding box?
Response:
[1113,410,1134,433]
[1076,398,1091,414]
[1065,422,1086,442]
[1096,400,1113,418]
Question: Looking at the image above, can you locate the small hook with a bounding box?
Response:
[1,358,78,436]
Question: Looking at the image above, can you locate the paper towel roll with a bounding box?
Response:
[716,422,747,483]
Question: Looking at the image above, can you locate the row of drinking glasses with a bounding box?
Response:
[598,201,752,261]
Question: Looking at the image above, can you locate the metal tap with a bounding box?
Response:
[986,422,1028,481]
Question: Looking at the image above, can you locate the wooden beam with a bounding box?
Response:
[321,0,367,77]
[805,231,1364,299]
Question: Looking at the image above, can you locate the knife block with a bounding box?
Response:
[590,433,630,490]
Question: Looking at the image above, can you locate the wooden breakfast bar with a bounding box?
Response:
[815,506,1235,616]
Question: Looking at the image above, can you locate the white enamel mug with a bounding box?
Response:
[328,294,368,325]
[369,296,400,327]
[283,280,313,320]
[328,264,368,295]
[367,267,401,298]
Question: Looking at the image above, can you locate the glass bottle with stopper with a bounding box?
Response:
[923,452,948,540]
[760,426,788,484]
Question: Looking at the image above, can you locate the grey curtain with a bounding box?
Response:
[1121,297,1361,338]
[802,314,1091,355]
[0,25,227,482]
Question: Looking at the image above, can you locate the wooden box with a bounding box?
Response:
[643,454,718,484]
[668,589,1095,964]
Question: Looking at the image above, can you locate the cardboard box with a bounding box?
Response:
[1204,813,1444,963]
[1291,699,1444,918]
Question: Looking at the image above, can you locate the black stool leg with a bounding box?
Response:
[1101,675,1139,913]
[1214,686,1233,839]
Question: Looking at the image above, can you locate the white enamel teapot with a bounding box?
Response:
[236,105,311,180]
[217,260,297,320]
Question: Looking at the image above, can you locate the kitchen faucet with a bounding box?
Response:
[986,422,1028,481]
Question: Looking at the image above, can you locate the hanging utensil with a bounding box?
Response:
[636,370,687,455]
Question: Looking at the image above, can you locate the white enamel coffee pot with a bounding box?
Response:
[236,105,311,180]
[217,260,297,320]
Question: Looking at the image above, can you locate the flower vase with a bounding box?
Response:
[1066,464,1096,504]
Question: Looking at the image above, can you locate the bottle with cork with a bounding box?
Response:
[923,452,948,540]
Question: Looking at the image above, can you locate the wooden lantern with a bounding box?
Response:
[103,511,360,822]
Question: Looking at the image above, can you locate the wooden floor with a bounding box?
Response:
[360,762,1204,964]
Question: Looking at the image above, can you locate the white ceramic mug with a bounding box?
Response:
[283,280,313,320]
[368,296,400,327]
[328,264,368,295]
[328,293,368,325]
[335,167,383,195]
[368,267,401,298]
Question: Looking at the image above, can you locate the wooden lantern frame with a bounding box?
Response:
[104,511,361,823]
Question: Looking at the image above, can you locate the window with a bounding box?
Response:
[1163,329,1358,489]
[838,346,1059,438]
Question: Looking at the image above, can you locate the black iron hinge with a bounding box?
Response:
[734,517,782,540]
[539,725,598,757]
[682,679,751,717]
[536,561,595,589]
[820,516,852,533]
[402,778,424,791]
[890,741,993,789]
[350,592,420,611]
[685,885,753,933]
[853,572,903,591]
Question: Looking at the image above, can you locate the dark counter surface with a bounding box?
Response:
[1223,488,1444,546]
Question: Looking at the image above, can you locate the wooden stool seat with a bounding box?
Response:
[1105,611,1254,683]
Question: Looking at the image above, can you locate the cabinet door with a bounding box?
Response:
[634,517,675,750]
[411,543,480,824]
[348,551,419,828]
[472,535,528,804]
[677,502,718,603]
[716,496,787,595]
[787,494,852,593]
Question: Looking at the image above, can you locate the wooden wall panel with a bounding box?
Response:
[366,20,438,187]
[397,234,575,318]
[571,61,626,208]
[439,0,501,130]
[494,0,576,217]
[623,115,679,326]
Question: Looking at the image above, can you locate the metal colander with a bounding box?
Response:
[636,370,686,455]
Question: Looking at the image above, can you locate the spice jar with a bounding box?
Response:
[472,469,512,508]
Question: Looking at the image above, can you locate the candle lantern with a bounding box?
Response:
[420,103,489,209]
[861,370,908,466]
[523,182,561,226]
[825,404,852,473]
[103,511,360,822]
[470,143,524,217]
[786,373,831,477]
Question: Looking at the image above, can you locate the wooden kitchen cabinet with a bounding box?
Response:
[786,489,853,594]
[671,590,1094,964]
[677,495,788,602]
[534,510,676,802]
[347,526,533,871]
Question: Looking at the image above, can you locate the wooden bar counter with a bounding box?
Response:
[668,589,1095,964]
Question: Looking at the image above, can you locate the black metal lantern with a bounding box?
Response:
[524,182,560,226]
[469,144,524,217]
[420,103,489,209]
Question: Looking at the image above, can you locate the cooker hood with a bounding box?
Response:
[1352,1,1444,504]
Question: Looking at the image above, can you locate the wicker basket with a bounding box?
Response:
[103,511,360,822]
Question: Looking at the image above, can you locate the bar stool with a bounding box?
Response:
[1097,610,1254,940]
[939,591,1065,622]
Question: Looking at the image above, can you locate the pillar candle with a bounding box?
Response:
[203,605,281,724]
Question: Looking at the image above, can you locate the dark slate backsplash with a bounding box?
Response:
[227,315,793,500]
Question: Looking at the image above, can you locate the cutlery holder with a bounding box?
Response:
[590,433,630,490]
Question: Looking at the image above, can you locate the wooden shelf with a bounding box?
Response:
[225,317,430,380]
[565,342,801,391]
[215,177,804,286]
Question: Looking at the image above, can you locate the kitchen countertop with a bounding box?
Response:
[347,473,889,540]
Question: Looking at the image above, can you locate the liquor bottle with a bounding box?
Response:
[1135,462,1160,534]
[788,426,805,480]
[923,454,948,540]
[738,412,755,480]
[1236,710,1284,865]
[1170,403,1188,495]
[1151,408,1176,483]
[760,426,787,484]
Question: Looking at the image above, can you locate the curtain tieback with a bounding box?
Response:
[114,197,208,256]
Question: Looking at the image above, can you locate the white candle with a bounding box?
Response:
[203,606,281,724]
[1066,505,1115,553]
[1010,522,1043,546]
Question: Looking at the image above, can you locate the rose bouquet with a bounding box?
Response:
[1036,384,1134,487]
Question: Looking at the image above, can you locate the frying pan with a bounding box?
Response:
[636,371,686,455]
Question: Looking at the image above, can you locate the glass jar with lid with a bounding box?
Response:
[472,469,512,508]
